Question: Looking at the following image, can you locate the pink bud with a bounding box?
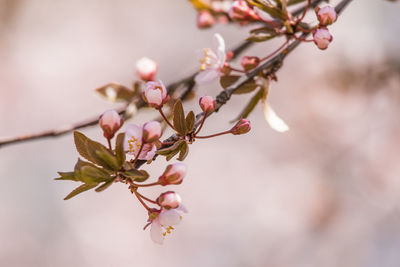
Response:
[99,109,123,139]
[241,56,260,71]
[231,118,251,135]
[197,10,215,29]
[143,80,168,108]
[228,0,259,21]
[316,6,337,26]
[157,191,182,209]
[199,95,216,114]
[313,28,333,50]
[142,121,162,143]
[226,51,234,61]
[136,57,158,81]
[158,163,187,186]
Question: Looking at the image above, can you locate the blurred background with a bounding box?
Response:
[1,0,400,266]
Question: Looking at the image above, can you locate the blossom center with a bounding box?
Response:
[162,226,175,236]
[128,136,142,153]
[199,48,214,71]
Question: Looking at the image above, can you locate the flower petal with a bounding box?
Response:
[212,33,226,68]
[124,124,143,155]
[195,69,220,85]
[138,143,156,160]
[177,204,188,213]
[150,222,164,245]
[159,209,182,226]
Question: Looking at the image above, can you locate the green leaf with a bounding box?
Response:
[173,100,187,136]
[95,149,120,170]
[232,88,264,121]
[96,83,136,103]
[220,76,259,94]
[249,0,286,20]
[123,169,150,182]
[80,165,111,184]
[246,33,277,42]
[54,172,77,181]
[287,0,307,6]
[177,141,189,161]
[64,183,97,200]
[185,111,195,133]
[95,180,114,192]
[166,149,181,161]
[156,140,185,156]
[115,133,126,168]
[74,131,116,169]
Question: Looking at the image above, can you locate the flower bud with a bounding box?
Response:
[143,80,168,108]
[228,0,259,21]
[158,163,187,186]
[316,6,337,26]
[313,28,333,50]
[225,51,234,61]
[199,95,216,114]
[142,121,162,143]
[136,57,158,81]
[197,10,215,29]
[241,56,260,71]
[99,109,123,139]
[231,118,251,135]
[157,191,182,209]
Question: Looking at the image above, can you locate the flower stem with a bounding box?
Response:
[297,0,311,23]
[292,34,313,42]
[194,114,207,136]
[107,138,112,151]
[195,130,232,139]
[229,66,246,73]
[260,39,289,62]
[133,181,160,187]
[157,107,176,131]
[131,141,144,165]
[136,191,157,204]
[133,190,151,211]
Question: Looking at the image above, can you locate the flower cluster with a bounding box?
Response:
[313,6,338,50]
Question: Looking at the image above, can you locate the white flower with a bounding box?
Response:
[124,124,156,160]
[136,57,158,81]
[150,207,187,245]
[195,33,226,85]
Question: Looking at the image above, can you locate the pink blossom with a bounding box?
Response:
[316,5,337,26]
[241,56,260,71]
[195,33,226,84]
[99,109,123,139]
[158,163,187,186]
[157,191,181,209]
[313,28,333,50]
[124,124,156,160]
[231,118,251,135]
[136,57,158,81]
[228,0,259,21]
[199,95,216,114]
[149,207,187,245]
[142,121,162,143]
[197,10,215,28]
[143,80,168,108]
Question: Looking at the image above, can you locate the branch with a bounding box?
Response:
[0,0,326,149]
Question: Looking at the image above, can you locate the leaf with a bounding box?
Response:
[115,133,126,168]
[177,141,189,161]
[287,0,307,6]
[220,76,259,94]
[185,111,195,133]
[232,88,264,121]
[173,100,187,136]
[54,172,77,181]
[95,180,114,192]
[64,183,97,200]
[249,0,286,20]
[166,149,181,161]
[156,140,185,156]
[95,149,120,170]
[123,169,150,182]
[80,165,111,184]
[189,0,211,10]
[246,33,277,42]
[74,131,114,169]
[96,83,136,103]
[261,79,289,132]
